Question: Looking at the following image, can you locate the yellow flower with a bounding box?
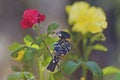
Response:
[13,50,25,61]
[66,1,107,34]
[80,77,86,80]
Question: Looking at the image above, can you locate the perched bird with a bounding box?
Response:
[47,31,71,72]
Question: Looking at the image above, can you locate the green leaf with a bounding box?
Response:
[23,48,37,61]
[11,46,25,58]
[115,73,120,80]
[7,72,36,80]
[9,42,21,51]
[24,72,36,80]
[85,61,103,80]
[90,33,106,43]
[47,23,59,34]
[24,35,34,46]
[61,61,82,75]
[92,44,108,52]
[48,23,59,30]
[7,72,20,80]
[103,66,120,75]
[44,36,59,50]
[35,36,44,46]
[41,55,51,67]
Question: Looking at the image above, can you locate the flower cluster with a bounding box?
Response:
[66,1,107,34]
[20,9,46,29]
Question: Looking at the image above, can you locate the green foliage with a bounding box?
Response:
[23,48,37,61]
[9,16,108,80]
[47,23,59,34]
[9,42,24,58]
[44,36,59,50]
[24,35,34,46]
[103,67,120,80]
[7,72,20,80]
[9,42,21,51]
[7,72,36,80]
[114,73,120,80]
[61,61,82,75]
[90,33,106,44]
[53,71,64,80]
[41,54,51,67]
[85,61,103,80]
[10,46,25,58]
[92,44,108,52]
[103,66,120,75]
[35,36,44,46]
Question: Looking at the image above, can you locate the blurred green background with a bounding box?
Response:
[0,0,120,80]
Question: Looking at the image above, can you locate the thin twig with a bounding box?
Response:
[42,39,53,57]
[37,24,53,57]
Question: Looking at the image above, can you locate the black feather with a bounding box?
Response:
[47,56,59,72]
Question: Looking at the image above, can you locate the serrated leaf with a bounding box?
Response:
[85,61,103,80]
[61,61,82,75]
[24,35,34,46]
[23,48,37,61]
[47,23,59,34]
[9,42,21,51]
[103,66,120,75]
[92,44,108,52]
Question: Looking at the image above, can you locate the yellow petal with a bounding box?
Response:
[89,26,102,33]
[80,77,86,80]
[13,50,25,61]
[66,5,71,13]
[72,23,88,34]
[66,1,108,34]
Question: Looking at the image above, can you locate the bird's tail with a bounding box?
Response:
[47,56,59,72]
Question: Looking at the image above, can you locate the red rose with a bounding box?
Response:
[20,9,46,29]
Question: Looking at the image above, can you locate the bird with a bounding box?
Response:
[47,31,71,72]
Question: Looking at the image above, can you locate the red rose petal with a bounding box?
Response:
[20,9,46,29]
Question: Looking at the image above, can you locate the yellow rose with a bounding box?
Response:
[66,1,107,34]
